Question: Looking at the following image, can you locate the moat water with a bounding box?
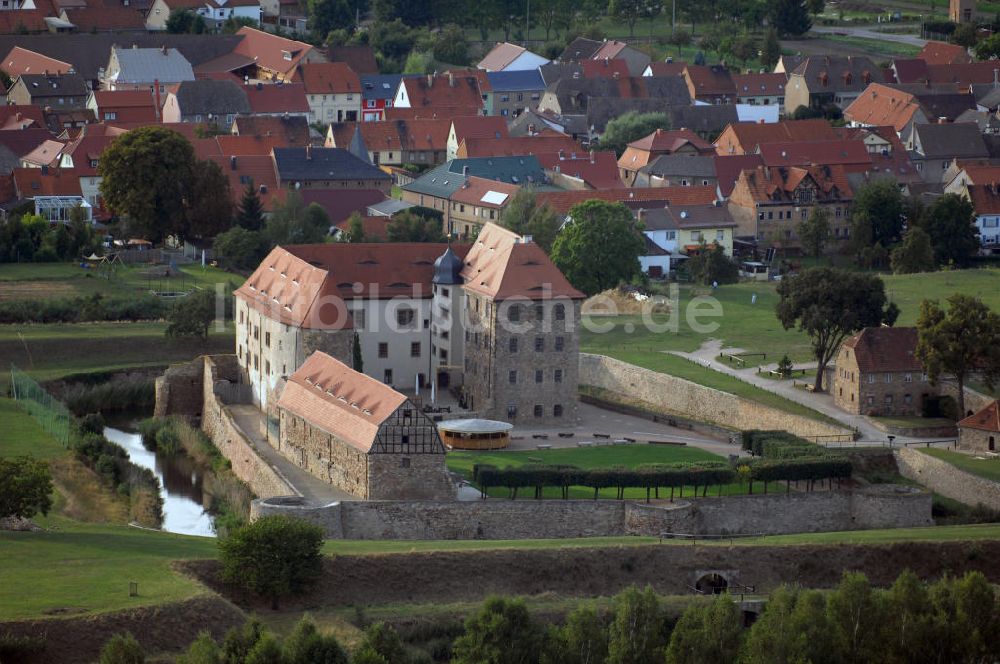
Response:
[103,423,216,538]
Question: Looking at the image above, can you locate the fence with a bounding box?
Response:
[9,365,71,447]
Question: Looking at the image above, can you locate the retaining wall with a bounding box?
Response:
[578,354,850,439]
[252,485,931,540]
[895,447,1000,510]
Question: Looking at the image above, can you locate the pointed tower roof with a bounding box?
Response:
[432,245,464,285]
[348,125,370,164]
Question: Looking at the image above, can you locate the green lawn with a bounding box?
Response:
[918,448,1000,483]
[446,445,748,499]
[817,34,921,57]
[0,397,67,460]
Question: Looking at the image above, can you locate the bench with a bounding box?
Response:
[577,441,594,447]
[648,440,687,446]
[558,432,575,438]
[594,433,611,439]
[613,439,628,445]
[532,434,549,440]
[536,444,552,450]
[624,437,636,443]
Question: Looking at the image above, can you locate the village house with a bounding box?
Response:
[537,150,624,190]
[784,55,883,116]
[7,72,89,109]
[231,27,322,82]
[393,72,486,116]
[242,81,310,117]
[833,327,933,416]
[293,61,361,124]
[714,118,838,156]
[633,153,717,188]
[636,202,737,277]
[102,46,195,92]
[477,42,549,73]
[727,164,854,247]
[326,119,451,166]
[844,83,976,136]
[145,0,260,31]
[957,401,1000,452]
[231,114,311,146]
[447,115,509,161]
[559,38,651,76]
[733,72,787,109]
[160,79,250,129]
[1,46,74,77]
[683,65,736,105]
[272,146,391,192]
[454,134,581,159]
[85,89,158,123]
[964,183,1000,253]
[275,350,454,500]
[905,122,989,183]
[360,74,405,121]
[484,70,545,118]
[618,128,714,185]
[447,176,520,238]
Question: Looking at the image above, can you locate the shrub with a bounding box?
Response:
[63,377,155,416]
[219,516,325,608]
[78,412,106,435]
[99,632,144,664]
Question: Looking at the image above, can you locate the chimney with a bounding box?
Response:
[938,117,947,124]
[306,144,312,160]
[259,184,267,194]
[448,72,455,87]
[153,79,161,120]
[558,149,565,160]
[230,155,237,170]
[528,123,535,134]
[612,71,620,80]
[462,165,469,175]
[161,46,167,56]
[589,149,594,164]
[41,164,48,175]
[256,81,263,90]
[427,73,433,88]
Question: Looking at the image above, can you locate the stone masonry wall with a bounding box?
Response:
[153,358,205,419]
[277,409,369,498]
[199,356,297,500]
[579,353,850,438]
[367,453,455,501]
[895,447,1000,510]
[251,486,931,540]
[940,381,994,417]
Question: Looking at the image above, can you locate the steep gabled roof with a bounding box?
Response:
[757,140,872,169]
[911,122,988,159]
[684,64,736,97]
[110,46,195,84]
[790,55,883,93]
[172,79,250,115]
[2,46,73,76]
[536,185,717,214]
[917,40,972,66]
[715,118,839,154]
[843,327,922,373]
[536,150,624,189]
[399,73,485,110]
[278,351,409,453]
[326,45,378,75]
[242,82,310,114]
[967,183,1000,216]
[732,72,787,97]
[478,42,529,72]
[231,114,310,146]
[844,83,922,131]
[294,61,360,94]
[233,27,316,78]
[457,135,580,158]
[273,146,390,182]
[958,400,1000,433]
[327,118,452,152]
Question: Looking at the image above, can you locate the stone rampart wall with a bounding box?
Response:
[896,447,1000,510]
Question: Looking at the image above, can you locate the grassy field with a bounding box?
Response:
[918,448,1000,483]
[0,262,239,299]
[446,445,749,499]
[817,34,921,57]
[0,397,67,460]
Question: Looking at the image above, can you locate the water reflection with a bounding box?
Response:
[103,425,216,538]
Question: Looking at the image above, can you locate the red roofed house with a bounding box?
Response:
[581,58,630,79]
[714,118,839,155]
[86,90,159,124]
[591,40,650,76]
[448,176,520,237]
[963,183,1000,254]
[232,26,324,82]
[242,81,310,117]
[619,128,715,185]
[447,115,508,160]
[477,42,548,72]
[918,40,972,65]
[958,401,1000,452]
[537,150,624,190]
[1,46,74,77]
[235,222,583,424]
[833,327,932,415]
[756,139,873,173]
[455,134,580,159]
[275,350,454,499]
[326,119,451,166]
[393,73,485,115]
[843,83,929,134]
[63,5,148,31]
[536,185,717,216]
[728,164,854,248]
[293,61,361,124]
[733,72,788,108]
[206,154,280,211]
[231,114,310,146]
[683,65,736,105]
[0,105,46,130]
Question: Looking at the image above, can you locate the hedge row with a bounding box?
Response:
[741,430,823,458]
[0,294,167,324]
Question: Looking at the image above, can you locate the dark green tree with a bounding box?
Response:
[776,267,899,392]
[665,594,743,664]
[600,111,672,156]
[385,211,446,242]
[686,243,739,285]
[282,615,349,664]
[166,289,216,340]
[500,188,562,252]
[352,332,364,372]
[761,28,782,69]
[541,603,608,664]
[309,0,361,37]
[183,159,234,240]
[219,516,324,609]
[236,180,265,231]
[606,586,665,664]
[916,294,1000,416]
[918,193,979,267]
[608,0,662,37]
[213,227,267,271]
[266,191,331,245]
[826,572,888,663]
[452,596,545,664]
[890,226,934,274]
[99,126,196,242]
[222,618,266,663]
[797,206,831,259]
[955,22,980,48]
[166,8,206,33]
[0,456,53,520]
[850,178,905,254]
[340,213,369,243]
[99,632,145,664]
[351,647,389,664]
[356,622,407,664]
[769,0,812,37]
[177,631,223,664]
[245,632,283,664]
[432,24,470,65]
[551,200,645,296]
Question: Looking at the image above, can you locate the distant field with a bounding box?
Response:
[919,448,1000,483]
[818,34,921,56]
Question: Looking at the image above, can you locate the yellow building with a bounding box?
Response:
[636,204,737,276]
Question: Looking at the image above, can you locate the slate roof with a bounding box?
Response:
[273,147,390,183]
[955,109,1000,134]
[910,122,988,159]
[15,73,89,99]
[640,154,717,179]
[665,105,738,137]
[173,79,250,115]
[486,69,545,92]
[560,37,603,62]
[790,55,884,93]
[958,400,1000,433]
[278,350,408,452]
[843,327,921,373]
[110,47,195,85]
[403,156,547,198]
[361,74,409,101]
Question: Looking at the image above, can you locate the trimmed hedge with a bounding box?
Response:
[0,294,166,324]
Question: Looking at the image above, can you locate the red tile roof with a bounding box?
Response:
[757,140,873,169]
[21,139,66,167]
[958,400,1000,432]
[843,327,922,373]
[326,46,378,75]
[843,83,922,132]
[536,185,717,214]
[734,164,854,203]
[0,10,49,34]
[645,61,687,76]
[242,82,310,114]
[13,167,84,199]
[327,119,452,152]
[581,58,630,79]
[90,90,158,123]
[713,154,764,197]
[477,42,529,72]
[456,135,580,158]
[205,154,280,210]
[891,58,930,84]
[536,150,624,189]
[299,188,388,224]
[732,72,787,97]
[460,223,584,301]
[335,214,390,240]
[684,65,736,98]
[592,41,630,60]
[450,115,508,143]
[0,127,52,158]
[399,73,485,111]
[715,119,839,155]
[62,6,145,30]
[277,351,409,453]
[629,127,713,153]
[0,105,46,130]
[231,115,310,146]
[2,46,73,76]
[234,27,316,79]
[967,183,1000,216]
[449,176,520,207]
[927,62,1000,87]
[216,134,291,156]
[383,106,483,121]
[918,41,972,66]
[293,61,361,94]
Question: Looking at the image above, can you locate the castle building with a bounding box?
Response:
[234,222,583,423]
[833,327,935,417]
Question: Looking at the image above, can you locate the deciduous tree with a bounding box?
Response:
[451,596,545,664]
[607,586,665,664]
[219,515,324,609]
[665,594,743,664]
[551,200,645,296]
[769,0,812,36]
[761,28,782,69]
[776,267,899,392]
[183,159,233,240]
[890,226,934,274]
[850,177,905,254]
[797,206,831,259]
[500,188,562,252]
[599,111,671,156]
[356,623,407,664]
[282,615,348,664]
[266,191,331,245]
[385,211,445,242]
[916,293,1000,417]
[99,632,145,664]
[0,456,53,520]
[166,289,216,340]
[918,193,979,267]
[686,242,739,285]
